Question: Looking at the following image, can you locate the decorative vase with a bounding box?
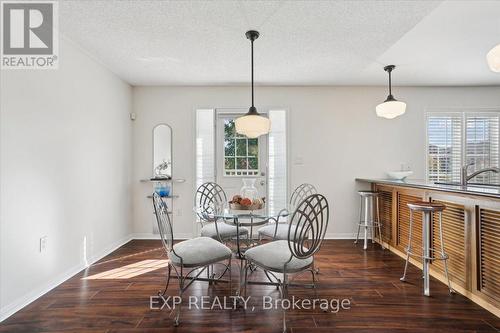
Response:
[154,182,170,197]
[240,178,258,201]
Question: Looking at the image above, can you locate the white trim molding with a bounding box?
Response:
[131,233,192,240]
[324,233,357,239]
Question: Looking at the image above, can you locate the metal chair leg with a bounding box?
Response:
[174,268,183,327]
[244,262,249,298]
[438,211,454,294]
[280,272,288,333]
[376,196,385,249]
[400,210,414,282]
[312,258,320,275]
[228,257,232,293]
[310,267,316,288]
[354,197,362,244]
[363,197,369,250]
[237,259,244,297]
[159,264,172,297]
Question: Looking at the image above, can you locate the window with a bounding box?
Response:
[427,111,500,183]
[427,114,462,182]
[465,114,499,183]
[223,119,259,176]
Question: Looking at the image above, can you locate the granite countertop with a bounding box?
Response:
[356,178,500,199]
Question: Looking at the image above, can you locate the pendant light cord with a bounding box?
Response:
[388,70,392,96]
[251,38,254,108]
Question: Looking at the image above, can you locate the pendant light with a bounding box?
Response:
[235,30,271,138]
[487,44,500,72]
[376,65,406,119]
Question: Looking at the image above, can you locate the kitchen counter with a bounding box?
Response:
[356,178,500,199]
[355,178,500,316]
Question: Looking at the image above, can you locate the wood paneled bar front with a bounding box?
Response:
[356,178,500,317]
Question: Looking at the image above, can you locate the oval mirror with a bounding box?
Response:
[153,124,172,179]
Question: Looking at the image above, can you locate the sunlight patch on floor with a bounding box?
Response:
[82,259,169,280]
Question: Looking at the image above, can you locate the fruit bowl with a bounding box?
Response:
[229,202,265,210]
[229,195,265,210]
[386,170,413,180]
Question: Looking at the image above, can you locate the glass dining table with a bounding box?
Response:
[193,204,298,296]
[194,205,291,259]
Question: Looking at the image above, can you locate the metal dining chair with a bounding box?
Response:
[242,194,329,333]
[258,183,317,241]
[152,193,233,326]
[195,182,249,243]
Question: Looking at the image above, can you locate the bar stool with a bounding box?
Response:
[355,191,384,250]
[400,201,454,296]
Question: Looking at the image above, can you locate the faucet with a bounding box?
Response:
[461,162,500,185]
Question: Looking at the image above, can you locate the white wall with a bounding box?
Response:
[132,86,500,238]
[0,38,133,320]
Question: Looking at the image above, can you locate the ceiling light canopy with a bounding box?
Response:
[235,30,271,138]
[376,65,406,119]
[487,44,500,72]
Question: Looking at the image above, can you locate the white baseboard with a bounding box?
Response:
[131,232,192,240]
[133,233,355,240]
[0,234,132,322]
[89,234,133,264]
[0,262,84,322]
[324,233,356,239]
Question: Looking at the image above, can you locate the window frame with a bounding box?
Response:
[222,119,260,177]
[425,108,500,182]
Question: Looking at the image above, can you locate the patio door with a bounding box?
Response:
[215,110,268,202]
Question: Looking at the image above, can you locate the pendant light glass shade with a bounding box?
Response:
[376,65,406,119]
[376,100,407,119]
[487,44,500,72]
[235,113,271,138]
[235,30,271,138]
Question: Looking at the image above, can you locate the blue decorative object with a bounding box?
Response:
[155,182,171,197]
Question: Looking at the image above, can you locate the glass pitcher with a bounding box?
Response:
[240,178,258,201]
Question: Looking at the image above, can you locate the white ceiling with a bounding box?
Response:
[60,0,500,86]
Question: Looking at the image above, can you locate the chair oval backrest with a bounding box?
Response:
[152,193,174,254]
[195,182,227,222]
[290,183,317,208]
[288,194,329,259]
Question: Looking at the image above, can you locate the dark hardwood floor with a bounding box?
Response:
[1,239,498,333]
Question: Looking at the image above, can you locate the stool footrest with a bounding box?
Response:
[403,247,449,261]
[357,222,382,227]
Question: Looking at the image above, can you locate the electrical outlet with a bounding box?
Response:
[40,236,47,252]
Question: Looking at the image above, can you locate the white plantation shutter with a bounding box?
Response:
[268,110,288,217]
[427,110,500,184]
[427,114,462,182]
[196,109,215,189]
[465,114,500,183]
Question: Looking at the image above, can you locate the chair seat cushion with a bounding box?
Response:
[244,240,313,273]
[169,237,232,267]
[258,223,295,240]
[201,222,248,239]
